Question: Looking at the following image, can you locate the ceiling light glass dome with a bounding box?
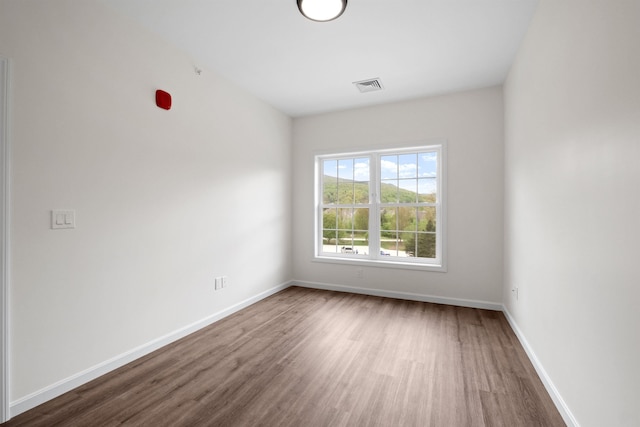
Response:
[297,0,347,22]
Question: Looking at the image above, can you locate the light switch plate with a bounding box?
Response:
[51,210,76,229]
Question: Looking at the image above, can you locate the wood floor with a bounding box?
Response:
[4,287,565,426]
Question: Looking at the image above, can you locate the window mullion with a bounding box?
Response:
[369,153,380,259]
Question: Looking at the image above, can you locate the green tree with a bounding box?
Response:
[322,210,346,244]
[380,209,394,238]
[354,208,369,231]
[404,220,436,258]
[397,207,416,231]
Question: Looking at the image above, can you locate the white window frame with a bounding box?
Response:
[314,141,447,272]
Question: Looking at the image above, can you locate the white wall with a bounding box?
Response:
[0,0,292,404]
[504,1,640,426]
[293,87,504,305]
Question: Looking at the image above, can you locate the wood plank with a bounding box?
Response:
[3,287,565,426]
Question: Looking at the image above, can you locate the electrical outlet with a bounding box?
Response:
[512,287,519,301]
[214,277,221,290]
[221,276,228,288]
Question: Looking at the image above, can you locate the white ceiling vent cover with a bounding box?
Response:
[353,78,384,93]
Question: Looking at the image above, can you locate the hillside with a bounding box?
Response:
[323,175,435,204]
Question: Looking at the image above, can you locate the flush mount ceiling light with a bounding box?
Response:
[297,0,347,22]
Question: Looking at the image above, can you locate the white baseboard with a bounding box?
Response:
[502,307,579,427]
[291,280,503,311]
[9,280,292,418]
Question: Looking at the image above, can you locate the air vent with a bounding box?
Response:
[353,78,384,93]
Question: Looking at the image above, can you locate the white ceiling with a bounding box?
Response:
[102,0,539,117]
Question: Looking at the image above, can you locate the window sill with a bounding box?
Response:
[312,255,447,272]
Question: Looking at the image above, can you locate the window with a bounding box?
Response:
[315,143,446,271]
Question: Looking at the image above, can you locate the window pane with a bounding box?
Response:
[380,232,398,255]
[398,179,417,203]
[323,208,337,230]
[338,159,353,180]
[337,181,354,204]
[337,208,353,230]
[323,177,338,204]
[414,232,436,258]
[418,152,437,178]
[353,208,369,232]
[354,183,369,204]
[417,206,436,230]
[354,158,370,204]
[322,208,338,254]
[380,155,398,179]
[399,207,417,232]
[403,232,417,257]
[418,178,436,202]
[354,158,369,180]
[380,180,398,203]
[400,231,436,258]
[380,232,413,258]
[323,160,338,204]
[324,159,338,178]
[322,244,340,254]
[380,208,396,236]
[381,181,398,203]
[398,154,417,178]
[322,229,338,249]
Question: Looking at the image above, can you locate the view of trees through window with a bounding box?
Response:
[320,150,439,261]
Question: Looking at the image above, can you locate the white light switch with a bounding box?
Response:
[51,210,75,229]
